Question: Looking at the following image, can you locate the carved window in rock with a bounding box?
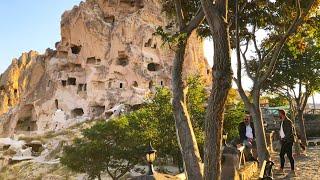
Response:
[16,105,37,132]
[149,80,153,89]
[145,39,152,47]
[71,108,84,118]
[147,63,161,71]
[104,15,115,24]
[47,80,51,87]
[71,45,82,54]
[160,81,164,86]
[86,57,96,64]
[16,117,37,131]
[67,77,77,85]
[8,98,12,106]
[133,81,138,87]
[55,99,59,109]
[14,89,18,97]
[77,83,87,93]
[120,83,123,89]
[152,43,157,49]
[117,51,129,66]
[91,105,105,117]
[61,80,67,87]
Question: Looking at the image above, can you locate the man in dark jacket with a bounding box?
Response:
[238,114,256,161]
[278,109,295,176]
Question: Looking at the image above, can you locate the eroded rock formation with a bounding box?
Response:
[0,0,209,137]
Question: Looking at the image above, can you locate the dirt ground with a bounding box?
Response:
[271,146,320,179]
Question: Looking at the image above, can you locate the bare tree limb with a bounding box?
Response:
[174,0,185,30]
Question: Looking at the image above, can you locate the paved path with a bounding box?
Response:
[271,146,320,179]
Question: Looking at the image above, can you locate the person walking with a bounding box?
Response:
[278,109,296,176]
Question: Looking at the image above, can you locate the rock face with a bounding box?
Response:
[0,0,209,137]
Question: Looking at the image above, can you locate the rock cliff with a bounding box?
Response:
[0,0,209,137]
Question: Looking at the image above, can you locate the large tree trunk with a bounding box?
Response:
[172,41,203,179]
[250,92,270,163]
[296,109,307,147]
[201,1,232,178]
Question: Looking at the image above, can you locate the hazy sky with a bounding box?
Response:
[0,0,81,73]
[0,1,318,103]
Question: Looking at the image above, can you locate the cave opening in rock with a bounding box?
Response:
[91,105,105,117]
[55,99,59,109]
[14,89,18,97]
[16,117,37,132]
[133,81,138,87]
[152,43,157,49]
[104,15,115,24]
[86,57,96,64]
[61,80,67,87]
[105,111,113,119]
[71,45,82,54]
[15,105,37,132]
[8,98,12,106]
[117,57,129,66]
[96,59,101,64]
[108,81,112,88]
[145,39,152,47]
[78,83,87,92]
[160,81,164,86]
[147,63,161,71]
[47,80,51,87]
[149,80,153,89]
[67,77,77,85]
[120,83,123,89]
[71,108,84,118]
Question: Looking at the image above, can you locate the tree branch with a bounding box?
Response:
[258,0,316,85]
[174,0,185,30]
[185,8,205,34]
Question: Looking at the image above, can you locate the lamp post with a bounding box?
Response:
[222,132,228,146]
[146,142,156,175]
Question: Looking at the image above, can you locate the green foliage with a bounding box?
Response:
[154,27,188,48]
[224,103,245,141]
[61,139,108,179]
[266,95,289,107]
[61,75,209,177]
[61,118,144,180]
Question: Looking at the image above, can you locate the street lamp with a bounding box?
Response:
[222,132,228,146]
[146,142,157,175]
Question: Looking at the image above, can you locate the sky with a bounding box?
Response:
[0,1,318,104]
[0,0,81,73]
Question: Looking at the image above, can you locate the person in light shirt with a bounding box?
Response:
[238,113,257,161]
[278,109,295,176]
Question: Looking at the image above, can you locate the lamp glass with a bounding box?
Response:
[146,152,156,163]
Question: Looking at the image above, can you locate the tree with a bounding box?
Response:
[199,0,233,179]
[61,118,144,180]
[263,25,320,147]
[61,139,108,180]
[233,0,318,163]
[157,1,205,179]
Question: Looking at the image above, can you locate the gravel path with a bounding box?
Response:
[271,146,320,179]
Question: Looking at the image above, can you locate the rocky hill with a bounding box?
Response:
[0,0,209,138]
